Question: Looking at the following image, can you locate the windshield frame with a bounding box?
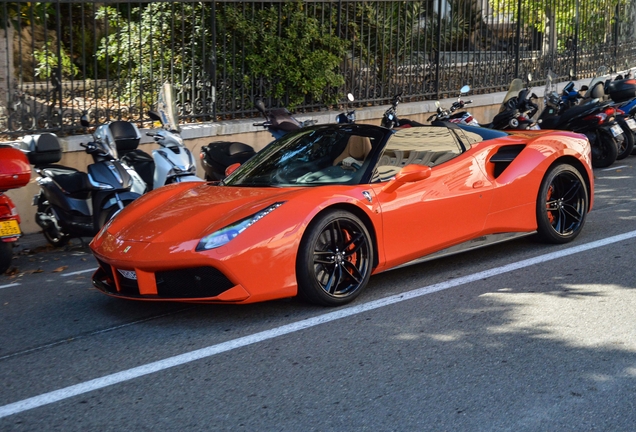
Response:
[222,125,389,187]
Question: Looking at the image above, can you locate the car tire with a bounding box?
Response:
[0,241,13,274]
[536,164,588,244]
[296,210,373,306]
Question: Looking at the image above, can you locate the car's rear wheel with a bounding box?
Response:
[536,164,588,244]
[296,210,373,306]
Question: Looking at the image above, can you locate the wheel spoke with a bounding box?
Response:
[342,260,363,284]
[561,180,582,202]
[313,250,334,265]
[562,204,583,222]
[343,232,365,256]
[330,221,341,251]
[326,264,343,294]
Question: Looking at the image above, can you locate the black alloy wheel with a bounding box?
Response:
[536,164,588,244]
[296,210,373,306]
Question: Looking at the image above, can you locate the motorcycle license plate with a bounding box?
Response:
[0,220,21,238]
[626,118,636,130]
[611,124,623,137]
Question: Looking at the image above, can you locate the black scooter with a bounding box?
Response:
[21,124,141,247]
[487,75,540,130]
[538,71,623,168]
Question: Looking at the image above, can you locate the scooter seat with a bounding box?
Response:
[41,165,92,194]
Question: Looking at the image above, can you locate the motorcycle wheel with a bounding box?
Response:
[0,241,13,274]
[616,119,634,160]
[39,202,70,247]
[590,129,618,168]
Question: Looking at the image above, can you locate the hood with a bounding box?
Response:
[104,183,300,243]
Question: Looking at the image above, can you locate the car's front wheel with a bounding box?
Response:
[536,164,588,244]
[296,210,373,306]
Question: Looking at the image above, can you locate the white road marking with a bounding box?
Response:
[2,230,636,419]
[602,165,628,171]
[0,283,20,290]
[60,268,97,277]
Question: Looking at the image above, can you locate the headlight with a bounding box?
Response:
[196,202,285,251]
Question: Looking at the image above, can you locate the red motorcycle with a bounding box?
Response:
[0,145,31,273]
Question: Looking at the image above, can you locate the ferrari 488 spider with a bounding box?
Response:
[91,122,593,306]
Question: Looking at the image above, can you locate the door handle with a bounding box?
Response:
[472,180,484,189]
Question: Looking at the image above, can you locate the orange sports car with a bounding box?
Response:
[90,122,593,306]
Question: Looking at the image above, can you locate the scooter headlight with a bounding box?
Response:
[196,202,285,251]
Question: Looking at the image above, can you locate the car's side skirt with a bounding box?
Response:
[389,231,536,271]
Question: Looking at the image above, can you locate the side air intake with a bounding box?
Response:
[489,144,526,178]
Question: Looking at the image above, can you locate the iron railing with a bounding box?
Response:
[1,0,636,136]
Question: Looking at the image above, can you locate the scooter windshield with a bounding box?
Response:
[156,82,180,132]
[500,79,524,112]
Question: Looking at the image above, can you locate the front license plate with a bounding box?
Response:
[611,124,623,137]
[0,220,21,238]
[626,118,636,130]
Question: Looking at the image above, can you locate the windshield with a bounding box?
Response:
[223,126,384,187]
[157,82,179,132]
[500,78,524,112]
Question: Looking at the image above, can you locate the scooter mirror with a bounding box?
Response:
[569,68,575,79]
[527,73,532,82]
[347,93,355,102]
[460,85,470,94]
[435,101,441,108]
[80,115,90,128]
[147,111,161,122]
[225,162,241,177]
[254,99,267,115]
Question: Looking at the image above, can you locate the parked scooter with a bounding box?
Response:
[0,145,31,273]
[21,130,141,247]
[487,75,540,130]
[538,69,623,168]
[381,92,424,128]
[199,98,312,181]
[426,85,479,126]
[561,67,634,159]
[604,70,636,156]
[113,83,202,191]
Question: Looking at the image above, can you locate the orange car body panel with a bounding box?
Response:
[90,127,593,304]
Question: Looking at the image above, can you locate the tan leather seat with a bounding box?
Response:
[333,135,372,165]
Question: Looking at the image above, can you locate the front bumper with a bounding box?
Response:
[92,258,251,302]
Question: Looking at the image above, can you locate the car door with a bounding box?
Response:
[368,126,494,268]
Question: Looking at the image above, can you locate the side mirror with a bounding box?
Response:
[225,162,241,177]
[460,85,470,94]
[147,110,161,122]
[80,115,90,128]
[254,99,267,116]
[347,93,355,102]
[382,164,432,194]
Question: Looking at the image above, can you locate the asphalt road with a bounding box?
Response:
[1,161,636,431]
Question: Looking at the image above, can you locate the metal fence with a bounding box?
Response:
[1,0,636,136]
